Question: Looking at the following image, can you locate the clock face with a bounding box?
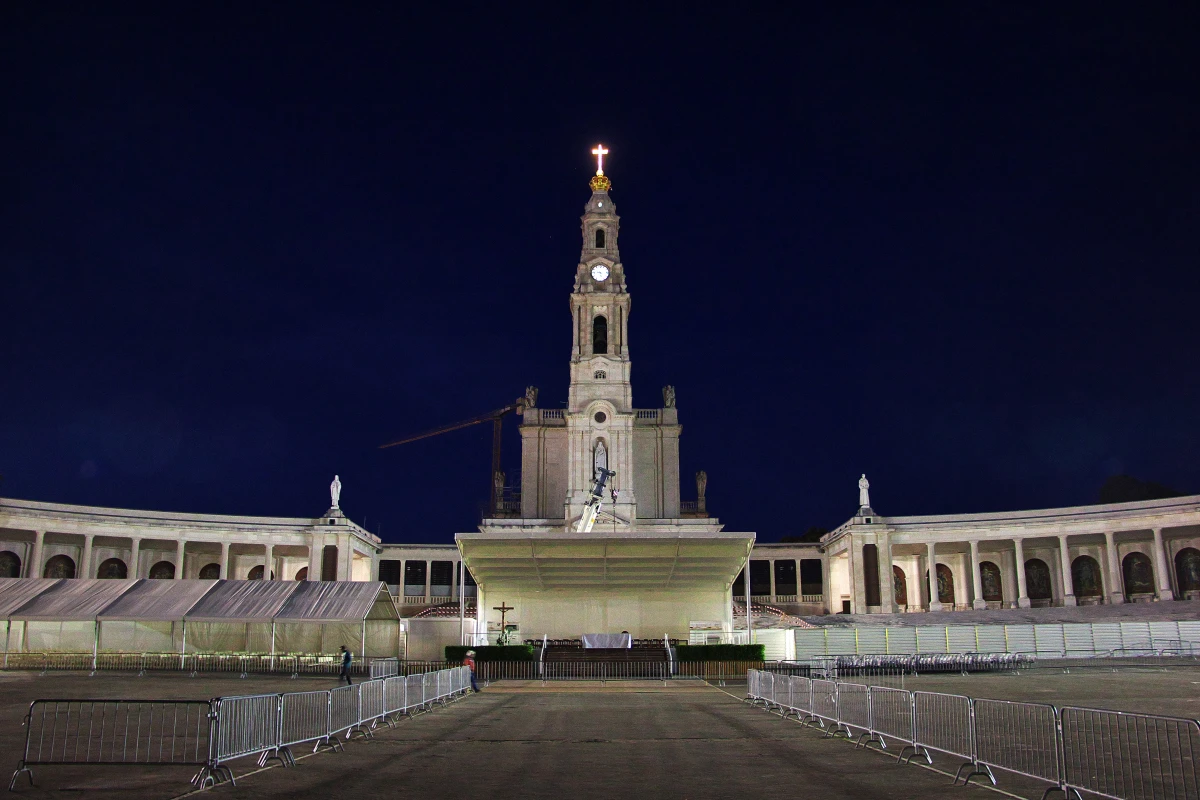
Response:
[590,264,610,281]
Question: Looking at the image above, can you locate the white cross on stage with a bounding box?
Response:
[592,144,608,175]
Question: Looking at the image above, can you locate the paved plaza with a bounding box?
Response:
[2,668,1198,799]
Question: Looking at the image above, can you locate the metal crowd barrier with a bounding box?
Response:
[10,666,473,791]
[1060,706,1200,800]
[539,661,670,682]
[9,699,219,790]
[368,658,400,679]
[744,669,1200,800]
[1,652,374,678]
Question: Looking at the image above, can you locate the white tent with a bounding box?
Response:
[274,581,400,658]
[97,579,218,653]
[0,579,401,659]
[9,579,138,653]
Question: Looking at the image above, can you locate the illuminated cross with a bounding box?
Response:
[592,144,609,175]
[493,602,514,630]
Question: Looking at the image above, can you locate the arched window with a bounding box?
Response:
[980,561,1003,601]
[1024,558,1053,600]
[1175,547,1200,594]
[199,562,221,580]
[594,228,605,248]
[97,558,128,579]
[1071,555,1103,597]
[892,565,908,607]
[1122,552,1154,596]
[149,561,175,579]
[592,315,608,355]
[593,370,606,379]
[295,567,309,581]
[0,551,21,578]
[43,555,76,579]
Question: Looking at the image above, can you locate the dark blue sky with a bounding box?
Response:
[2,4,1197,542]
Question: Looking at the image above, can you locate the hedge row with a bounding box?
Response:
[672,644,765,662]
[445,645,536,662]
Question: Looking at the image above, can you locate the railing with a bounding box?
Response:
[1,652,377,678]
[794,620,1200,658]
[745,669,1200,799]
[9,699,217,790]
[634,410,658,421]
[9,666,473,791]
[369,658,400,679]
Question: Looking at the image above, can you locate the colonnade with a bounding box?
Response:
[832,526,1200,615]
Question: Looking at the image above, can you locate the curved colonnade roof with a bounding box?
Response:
[0,578,398,623]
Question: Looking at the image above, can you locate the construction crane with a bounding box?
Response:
[380,397,526,515]
[575,467,616,533]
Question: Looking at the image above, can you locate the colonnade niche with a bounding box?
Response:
[0,551,21,578]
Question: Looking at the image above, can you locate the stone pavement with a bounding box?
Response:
[186,680,1000,800]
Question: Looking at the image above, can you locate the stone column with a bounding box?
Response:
[81,535,94,580]
[130,538,142,579]
[970,540,987,610]
[1104,532,1124,604]
[424,560,432,601]
[451,559,459,600]
[265,544,275,580]
[880,539,896,614]
[29,531,44,578]
[307,533,323,581]
[927,541,943,611]
[1058,535,1076,606]
[1014,538,1030,608]
[219,542,230,579]
[849,540,867,614]
[768,559,776,601]
[174,539,185,579]
[1151,528,1174,601]
[820,553,832,614]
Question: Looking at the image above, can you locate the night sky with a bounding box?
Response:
[2,5,1197,543]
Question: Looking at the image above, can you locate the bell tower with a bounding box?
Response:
[564,145,637,521]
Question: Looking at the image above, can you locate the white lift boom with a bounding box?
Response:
[575,467,616,533]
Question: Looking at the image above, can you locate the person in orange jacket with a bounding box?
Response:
[464,649,479,693]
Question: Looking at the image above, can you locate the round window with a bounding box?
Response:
[594,412,607,424]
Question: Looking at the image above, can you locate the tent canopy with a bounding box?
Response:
[275,581,398,623]
[10,579,137,620]
[0,578,63,617]
[97,579,219,621]
[0,579,397,625]
[183,580,297,623]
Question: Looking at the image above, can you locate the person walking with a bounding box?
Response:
[464,649,479,693]
[339,645,353,685]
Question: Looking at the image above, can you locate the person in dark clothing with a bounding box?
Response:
[339,645,353,685]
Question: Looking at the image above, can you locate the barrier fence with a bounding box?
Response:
[9,666,472,791]
[745,669,1200,800]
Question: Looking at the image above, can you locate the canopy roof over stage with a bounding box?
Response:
[0,578,398,623]
[454,530,755,591]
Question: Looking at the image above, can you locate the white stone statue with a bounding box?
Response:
[858,474,870,508]
[330,474,342,509]
[525,385,538,409]
[695,470,708,500]
[662,385,676,408]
